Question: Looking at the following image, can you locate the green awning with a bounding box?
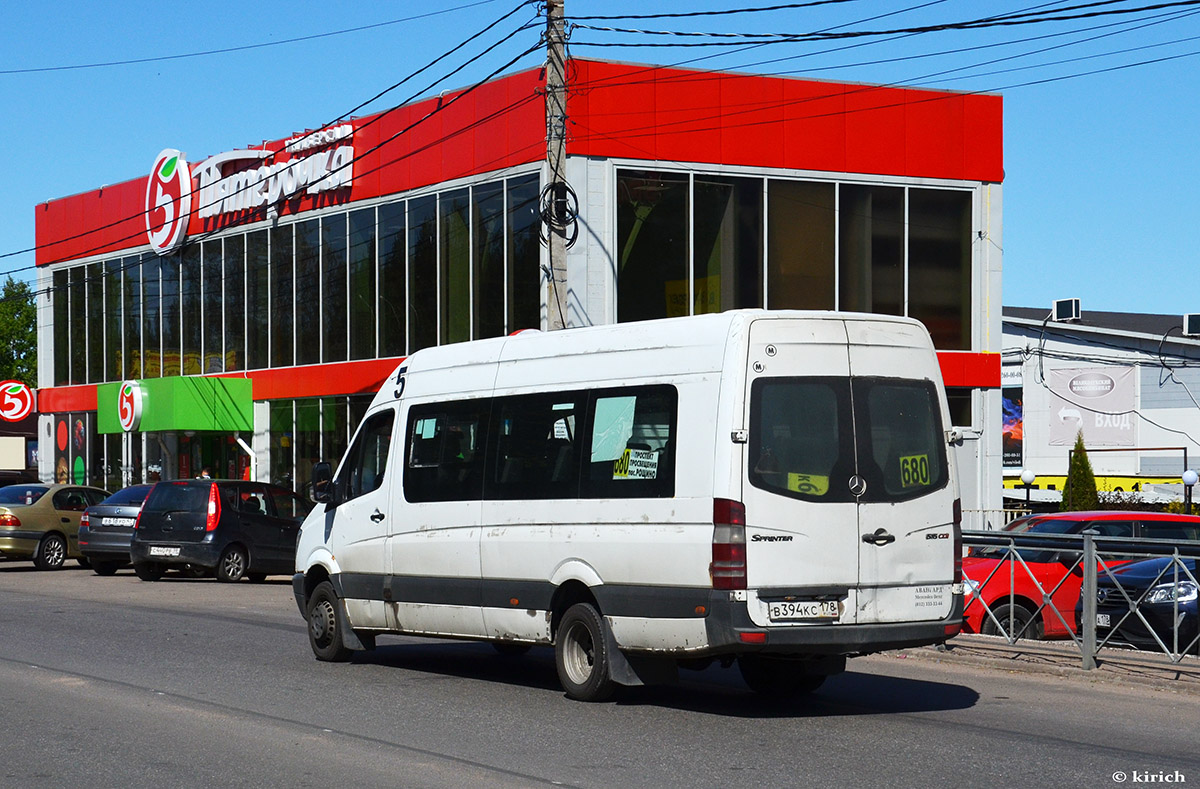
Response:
[97,377,253,434]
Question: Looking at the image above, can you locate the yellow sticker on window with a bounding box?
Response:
[787,472,829,496]
[899,454,931,488]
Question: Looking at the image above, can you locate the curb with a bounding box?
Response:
[884,634,1200,695]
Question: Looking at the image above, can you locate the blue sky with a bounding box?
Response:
[3,0,1199,316]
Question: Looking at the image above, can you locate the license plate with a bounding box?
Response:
[1096,613,1110,628]
[149,546,180,557]
[767,600,840,622]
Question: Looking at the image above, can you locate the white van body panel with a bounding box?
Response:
[295,310,962,670]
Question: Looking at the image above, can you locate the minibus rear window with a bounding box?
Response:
[749,377,947,504]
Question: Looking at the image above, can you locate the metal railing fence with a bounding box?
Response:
[960,529,1200,668]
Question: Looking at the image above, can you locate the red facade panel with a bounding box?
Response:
[35,60,1002,266]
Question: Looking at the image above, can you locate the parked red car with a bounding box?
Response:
[961,511,1200,639]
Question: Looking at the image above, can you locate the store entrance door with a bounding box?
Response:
[178,433,251,480]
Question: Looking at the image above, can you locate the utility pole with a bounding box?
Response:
[545,0,568,331]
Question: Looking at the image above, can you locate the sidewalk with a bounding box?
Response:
[893,633,1200,694]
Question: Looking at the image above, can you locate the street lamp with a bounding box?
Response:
[1020,468,1036,507]
[1183,469,1198,515]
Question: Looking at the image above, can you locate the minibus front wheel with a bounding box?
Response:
[555,602,616,702]
[307,581,353,662]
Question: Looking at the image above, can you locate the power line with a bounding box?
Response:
[0,0,518,75]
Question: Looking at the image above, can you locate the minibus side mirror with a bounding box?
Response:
[312,462,335,505]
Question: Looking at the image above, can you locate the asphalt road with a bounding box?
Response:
[2,563,1198,789]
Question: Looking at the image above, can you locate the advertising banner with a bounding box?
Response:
[1048,367,1136,446]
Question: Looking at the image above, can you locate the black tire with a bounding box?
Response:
[981,603,1043,640]
[178,565,209,579]
[133,562,165,581]
[492,642,532,657]
[76,557,91,569]
[307,581,353,662]
[738,655,826,698]
[91,560,120,576]
[247,572,268,583]
[33,533,67,570]
[554,602,616,702]
[216,546,248,582]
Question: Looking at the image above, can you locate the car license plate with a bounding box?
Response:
[767,600,840,622]
[1096,613,1110,628]
[149,546,180,557]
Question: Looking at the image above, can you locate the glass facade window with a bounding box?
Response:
[181,245,201,375]
[246,230,269,370]
[53,270,69,386]
[439,188,471,344]
[767,179,835,310]
[378,202,406,357]
[270,224,294,368]
[142,255,161,378]
[123,255,142,379]
[349,208,377,360]
[104,259,123,382]
[909,188,972,350]
[507,174,541,333]
[295,219,320,365]
[86,262,104,384]
[68,266,86,384]
[161,254,181,377]
[616,170,690,323]
[839,184,903,316]
[693,175,762,314]
[202,241,223,373]
[408,195,437,352]
[473,181,505,340]
[322,213,348,363]
[224,235,245,373]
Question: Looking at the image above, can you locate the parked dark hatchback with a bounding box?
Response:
[78,484,155,575]
[1085,556,1198,656]
[130,480,312,582]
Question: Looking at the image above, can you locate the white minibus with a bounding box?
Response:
[293,310,963,701]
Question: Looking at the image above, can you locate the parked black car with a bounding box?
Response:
[1086,556,1198,656]
[78,484,154,575]
[130,480,313,582]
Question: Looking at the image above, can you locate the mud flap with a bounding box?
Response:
[338,599,375,651]
[603,617,679,687]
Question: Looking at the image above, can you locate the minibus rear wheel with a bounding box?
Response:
[307,581,353,662]
[555,602,616,702]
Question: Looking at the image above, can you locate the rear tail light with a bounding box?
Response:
[952,497,963,585]
[711,498,747,591]
[133,509,143,531]
[206,483,221,532]
[0,513,21,527]
[80,512,90,529]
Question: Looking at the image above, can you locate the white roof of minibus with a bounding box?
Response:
[371,310,932,405]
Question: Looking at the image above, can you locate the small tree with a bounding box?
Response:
[1061,430,1099,511]
[0,277,36,386]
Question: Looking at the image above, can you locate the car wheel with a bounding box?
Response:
[554,602,616,702]
[91,560,120,576]
[133,562,165,581]
[981,603,1044,640]
[33,533,67,570]
[216,546,248,582]
[737,655,826,698]
[307,581,352,662]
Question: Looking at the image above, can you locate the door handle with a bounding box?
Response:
[370,509,386,523]
[61,517,70,524]
[862,528,896,546]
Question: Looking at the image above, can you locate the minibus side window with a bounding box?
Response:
[486,394,582,500]
[340,409,396,503]
[404,401,487,502]
[582,385,677,499]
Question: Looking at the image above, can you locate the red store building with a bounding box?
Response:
[34,58,1004,523]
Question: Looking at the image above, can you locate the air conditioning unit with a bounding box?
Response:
[1052,298,1081,323]
[1184,314,1200,337]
